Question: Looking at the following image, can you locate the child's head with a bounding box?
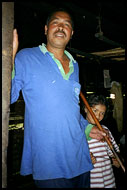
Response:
[84,94,108,124]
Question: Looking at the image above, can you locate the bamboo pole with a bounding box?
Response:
[80,91,125,172]
[2,2,14,188]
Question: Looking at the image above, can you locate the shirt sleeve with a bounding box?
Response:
[85,124,94,140]
[12,64,15,79]
[11,52,25,104]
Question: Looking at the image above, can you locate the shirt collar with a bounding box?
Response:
[39,43,76,63]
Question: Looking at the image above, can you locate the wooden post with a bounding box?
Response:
[2,2,14,188]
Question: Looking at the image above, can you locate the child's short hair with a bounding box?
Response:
[87,94,108,108]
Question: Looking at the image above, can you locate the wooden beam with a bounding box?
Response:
[2,2,14,188]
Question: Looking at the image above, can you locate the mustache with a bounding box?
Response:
[55,30,66,36]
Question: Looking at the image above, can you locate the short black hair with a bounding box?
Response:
[46,7,74,29]
[87,94,108,108]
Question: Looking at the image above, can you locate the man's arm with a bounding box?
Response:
[11,29,23,104]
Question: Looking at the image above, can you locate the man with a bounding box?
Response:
[11,8,106,188]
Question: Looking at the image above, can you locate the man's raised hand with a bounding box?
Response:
[12,29,19,63]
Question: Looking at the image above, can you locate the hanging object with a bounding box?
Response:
[110,81,123,133]
[103,69,111,88]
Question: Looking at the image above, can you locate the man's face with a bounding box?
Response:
[45,11,74,49]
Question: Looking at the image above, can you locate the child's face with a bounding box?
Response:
[85,104,106,124]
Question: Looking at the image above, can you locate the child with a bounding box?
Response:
[84,94,120,188]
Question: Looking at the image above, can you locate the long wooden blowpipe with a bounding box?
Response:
[80,91,125,173]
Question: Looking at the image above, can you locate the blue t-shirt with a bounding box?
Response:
[11,47,93,180]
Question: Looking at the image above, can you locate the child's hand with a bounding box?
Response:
[112,157,120,168]
[90,152,96,165]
